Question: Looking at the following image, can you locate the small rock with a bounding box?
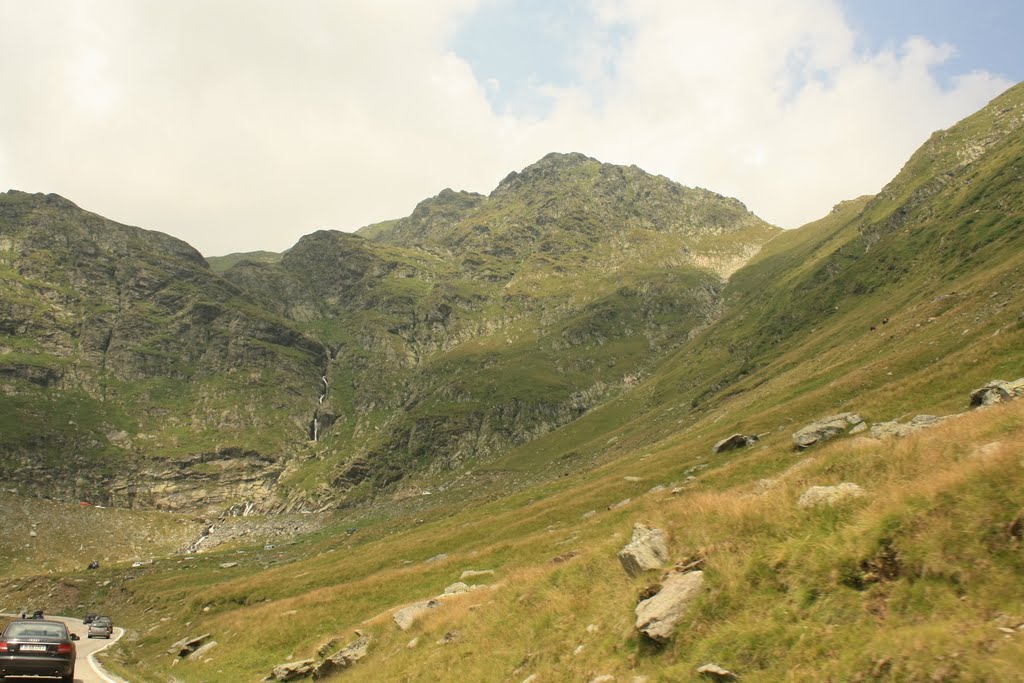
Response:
[608,498,632,511]
[394,599,441,631]
[437,630,460,644]
[848,422,867,435]
[624,476,642,482]
[582,510,597,519]
[407,637,419,648]
[590,675,615,683]
[998,627,1017,635]
[521,676,538,683]
[712,433,759,454]
[586,623,599,634]
[647,484,667,494]
[573,644,585,656]
[168,633,212,657]
[268,658,316,681]
[186,640,218,661]
[798,483,865,509]
[425,553,449,563]
[697,662,737,679]
[219,562,238,569]
[459,569,495,580]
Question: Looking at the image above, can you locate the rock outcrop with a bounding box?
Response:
[869,414,946,439]
[797,483,865,509]
[970,379,1024,407]
[792,413,864,449]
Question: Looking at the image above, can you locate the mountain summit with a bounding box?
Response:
[1,155,778,513]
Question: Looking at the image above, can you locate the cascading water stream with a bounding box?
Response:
[311,374,329,441]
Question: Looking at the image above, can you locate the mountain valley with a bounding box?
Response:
[0,82,1023,681]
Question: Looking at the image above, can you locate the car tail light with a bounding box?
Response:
[0,640,7,652]
[57,642,73,654]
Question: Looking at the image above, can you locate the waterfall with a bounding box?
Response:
[313,418,319,442]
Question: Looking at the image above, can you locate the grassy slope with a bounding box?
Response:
[2,88,1023,681]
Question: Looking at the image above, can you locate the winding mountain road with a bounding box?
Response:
[1,615,126,683]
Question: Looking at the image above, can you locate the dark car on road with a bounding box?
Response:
[83,612,98,624]
[0,618,78,682]
[88,616,113,639]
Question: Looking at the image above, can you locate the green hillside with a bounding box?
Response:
[0,83,1022,682]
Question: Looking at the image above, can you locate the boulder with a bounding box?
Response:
[869,414,945,439]
[635,570,704,642]
[713,433,758,454]
[393,599,440,631]
[618,524,670,577]
[970,379,1024,407]
[268,659,316,681]
[797,483,865,509]
[792,413,863,449]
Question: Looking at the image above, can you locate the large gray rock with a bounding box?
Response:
[618,524,670,577]
[797,483,865,509]
[970,379,1024,407]
[792,413,863,449]
[635,570,704,642]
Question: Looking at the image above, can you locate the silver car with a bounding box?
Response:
[87,616,113,639]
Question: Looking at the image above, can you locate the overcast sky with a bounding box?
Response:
[1,1,1019,256]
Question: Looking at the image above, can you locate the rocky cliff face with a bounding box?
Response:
[1,154,781,514]
[0,191,327,511]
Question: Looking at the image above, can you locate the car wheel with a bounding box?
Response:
[62,672,74,683]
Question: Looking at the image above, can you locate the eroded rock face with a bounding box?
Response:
[792,413,864,449]
[970,379,1024,407]
[635,570,704,643]
[618,524,670,577]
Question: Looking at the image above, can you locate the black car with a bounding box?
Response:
[0,619,78,682]
[83,612,98,624]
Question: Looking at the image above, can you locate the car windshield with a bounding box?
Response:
[5,623,67,639]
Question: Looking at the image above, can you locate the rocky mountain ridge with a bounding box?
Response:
[0,154,778,514]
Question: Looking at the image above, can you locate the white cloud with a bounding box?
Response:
[0,0,1013,255]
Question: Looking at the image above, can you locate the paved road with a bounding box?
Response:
[2,615,125,683]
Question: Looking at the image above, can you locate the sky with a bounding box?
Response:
[0,1,1020,256]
